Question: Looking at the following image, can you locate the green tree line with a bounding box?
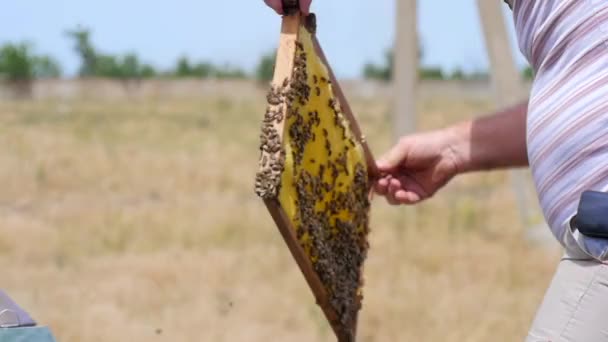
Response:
[65,27,249,80]
[1,27,534,83]
[361,48,534,82]
[0,43,61,82]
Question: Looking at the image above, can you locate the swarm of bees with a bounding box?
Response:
[254,85,288,200]
[254,22,371,336]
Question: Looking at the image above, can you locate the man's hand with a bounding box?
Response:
[264,0,312,15]
[374,100,529,206]
[374,130,461,205]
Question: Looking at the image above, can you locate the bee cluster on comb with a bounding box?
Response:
[254,14,374,341]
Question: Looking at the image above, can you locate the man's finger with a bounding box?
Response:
[394,190,421,204]
[264,0,284,14]
[385,190,399,205]
[300,0,312,14]
[387,177,402,195]
[373,177,390,195]
[396,174,429,200]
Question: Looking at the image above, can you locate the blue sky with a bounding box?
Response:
[0,0,527,78]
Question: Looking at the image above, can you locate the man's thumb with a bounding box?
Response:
[377,140,408,171]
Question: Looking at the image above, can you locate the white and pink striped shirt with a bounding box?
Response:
[512,0,608,258]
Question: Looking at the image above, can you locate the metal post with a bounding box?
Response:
[393,0,418,141]
[393,0,419,230]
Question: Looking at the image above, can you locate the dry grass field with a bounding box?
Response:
[0,89,562,341]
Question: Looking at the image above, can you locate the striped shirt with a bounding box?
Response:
[512,0,608,258]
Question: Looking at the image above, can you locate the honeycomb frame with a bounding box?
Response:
[254,13,378,342]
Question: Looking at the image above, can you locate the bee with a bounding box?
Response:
[271,163,283,172]
[329,163,339,180]
[286,92,296,103]
[328,98,336,108]
[267,92,281,106]
[340,125,347,139]
[319,164,326,179]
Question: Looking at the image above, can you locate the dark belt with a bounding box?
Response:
[571,191,608,239]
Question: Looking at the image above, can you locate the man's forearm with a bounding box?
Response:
[447,101,529,173]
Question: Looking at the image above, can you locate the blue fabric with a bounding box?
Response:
[0,327,57,342]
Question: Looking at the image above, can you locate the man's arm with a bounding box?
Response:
[375,100,529,205]
[449,100,529,173]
